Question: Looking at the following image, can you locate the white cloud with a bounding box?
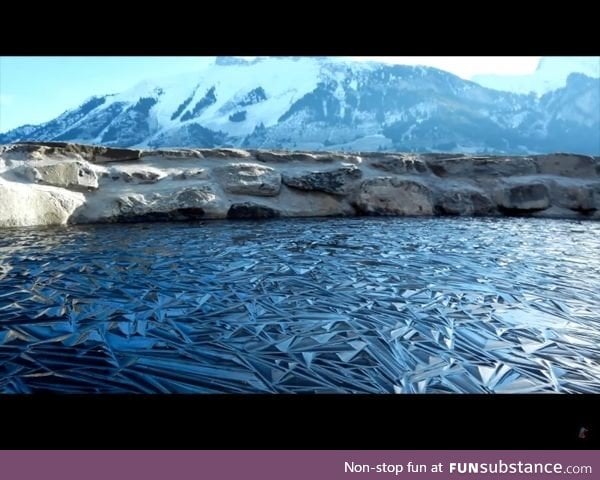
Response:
[348,56,541,80]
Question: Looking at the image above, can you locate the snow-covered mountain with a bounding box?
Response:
[1,56,599,155]
[473,56,600,95]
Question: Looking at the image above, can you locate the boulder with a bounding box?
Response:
[19,161,99,191]
[115,186,222,222]
[282,166,362,195]
[496,182,550,212]
[352,177,434,216]
[215,163,281,196]
[0,183,84,227]
[435,189,495,216]
[548,180,598,212]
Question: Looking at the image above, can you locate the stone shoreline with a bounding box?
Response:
[0,142,599,227]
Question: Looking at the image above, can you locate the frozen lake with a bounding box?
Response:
[1,217,599,393]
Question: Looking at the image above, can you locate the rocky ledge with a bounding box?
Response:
[0,142,599,227]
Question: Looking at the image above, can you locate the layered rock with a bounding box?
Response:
[0,142,598,227]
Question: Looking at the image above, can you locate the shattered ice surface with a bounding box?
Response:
[0,217,599,393]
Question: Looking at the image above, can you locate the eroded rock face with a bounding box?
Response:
[253,150,360,164]
[108,167,166,184]
[425,156,538,178]
[141,149,203,159]
[497,182,550,212]
[214,163,281,196]
[172,169,208,180]
[534,154,597,177]
[19,161,98,191]
[594,185,600,209]
[370,155,428,174]
[353,177,434,216]
[93,147,142,163]
[174,187,216,207]
[254,151,319,163]
[1,142,599,227]
[0,143,142,166]
[435,189,495,216]
[198,148,251,159]
[282,166,362,195]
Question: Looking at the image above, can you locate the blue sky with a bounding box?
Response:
[0,56,542,132]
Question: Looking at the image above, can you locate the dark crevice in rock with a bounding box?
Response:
[434,206,462,216]
[176,207,205,219]
[116,208,205,223]
[497,206,549,216]
[227,203,280,219]
[572,206,597,215]
[429,164,448,177]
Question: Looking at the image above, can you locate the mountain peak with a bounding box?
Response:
[215,56,257,66]
[1,57,598,155]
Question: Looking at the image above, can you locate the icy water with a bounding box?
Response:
[0,217,599,393]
